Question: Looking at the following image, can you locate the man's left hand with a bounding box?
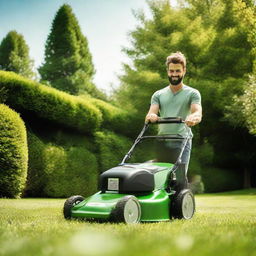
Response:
[185,115,200,127]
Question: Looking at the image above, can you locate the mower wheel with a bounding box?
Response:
[110,196,141,224]
[63,195,84,219]
[171,189,195,219]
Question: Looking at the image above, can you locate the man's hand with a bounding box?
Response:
[145,113,159,123]
[185,113,201,126]
[145,104,160,123]
[185,103,202,126]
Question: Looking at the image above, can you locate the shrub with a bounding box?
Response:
[201,167,243,192]
[79,95,136,137]
[0,71,102,133]
[66,147,98,196]
[25,131,98,198]
[43,145,98,198]
[189,142,214,173]
[0,104,28,198]
[189,142,243,192]
[95,131,133,172]
[24,132,47,197]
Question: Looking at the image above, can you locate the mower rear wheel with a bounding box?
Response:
[110,196,141,224]
[171,189,195,219]
[63,195,84,219]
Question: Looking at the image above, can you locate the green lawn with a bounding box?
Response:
[0,189,256,256]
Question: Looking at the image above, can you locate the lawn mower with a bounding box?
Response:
[63,117,195,223]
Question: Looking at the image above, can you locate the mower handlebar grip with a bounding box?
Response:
[155,117,183,124]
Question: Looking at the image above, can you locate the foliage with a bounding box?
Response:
[94,131,133,172]
[43,145,98,198]
[225,1,256,135]
[79,94,135,137]
[0,31,35,79]
[39,4,103,98]
[201,167,243,192]
[24,132,46,197]
[113,0,256,189]
[227,75,256,135]
[0,71,102,133]
[233,0,256,56]
[0,104,28,198]
[189,141,214,177]
[200,0,254,79]
[239,76,256,134]
[0,191,256,256]
[25,131,98,198]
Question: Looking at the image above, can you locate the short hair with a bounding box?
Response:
[166,52,186,69]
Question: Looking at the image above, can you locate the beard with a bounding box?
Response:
[168,75,183,86]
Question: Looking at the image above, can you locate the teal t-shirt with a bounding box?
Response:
[151,85,201,137]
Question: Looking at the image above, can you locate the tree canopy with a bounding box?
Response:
[0,30,35,79]
[113,0,256,188]
[39,4,104,99]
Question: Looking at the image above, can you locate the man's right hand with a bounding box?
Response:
[145,113,159,123]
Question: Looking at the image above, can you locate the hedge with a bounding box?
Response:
[94,131,133,172]
[25,131,98,198]
[43,145,98,198]
[201,167,243,192]
[24,132,46,197]
[94,130,156,173]
[79,95,137,137]
[0,104,28,198]
[0,71,102,134]
[0,71,138,136]
[188,141,245,192]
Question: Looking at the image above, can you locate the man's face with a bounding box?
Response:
[167,63,186,86]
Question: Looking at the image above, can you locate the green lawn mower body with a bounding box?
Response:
[64,117,195,223]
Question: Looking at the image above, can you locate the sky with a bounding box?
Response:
[0,0,175,94]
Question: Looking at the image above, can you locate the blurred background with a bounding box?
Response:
[0,0,256,198]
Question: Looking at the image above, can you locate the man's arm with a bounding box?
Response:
[185,103,202,127]
[145,104,159,123]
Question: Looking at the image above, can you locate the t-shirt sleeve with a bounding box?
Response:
[191,89,201,105]
[151,91,160,105]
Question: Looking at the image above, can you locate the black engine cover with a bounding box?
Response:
[99,165,155,193]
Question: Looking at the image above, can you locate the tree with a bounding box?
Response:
[113,0,256,189]
[224,0,256,133]
[201,0,254,79]
[0,31,35,79]
[115,0,215,120]
[39,4,104,98]
[233,0,256,71]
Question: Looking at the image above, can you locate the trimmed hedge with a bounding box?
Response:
[43,145,98,198]
[94,130,156,172]
[0,71,137,136]
[24,132,46,196]
[95,131,133,172]
[25,131,98,198]
[79,95,136,137]
[0,71,102,133]
[0,104,28,198]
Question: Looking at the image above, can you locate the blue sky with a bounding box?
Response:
[0,0,175,94]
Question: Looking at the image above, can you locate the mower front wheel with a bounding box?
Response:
[63,195,84,219]
[110,196,141,224]
[171,189,195,220]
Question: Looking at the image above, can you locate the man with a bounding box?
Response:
[145,52,202,191]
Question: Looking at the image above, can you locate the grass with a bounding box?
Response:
[0,189,256,256]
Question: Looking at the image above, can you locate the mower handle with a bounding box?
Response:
[147,117,183,124]
[121,117,189,165]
